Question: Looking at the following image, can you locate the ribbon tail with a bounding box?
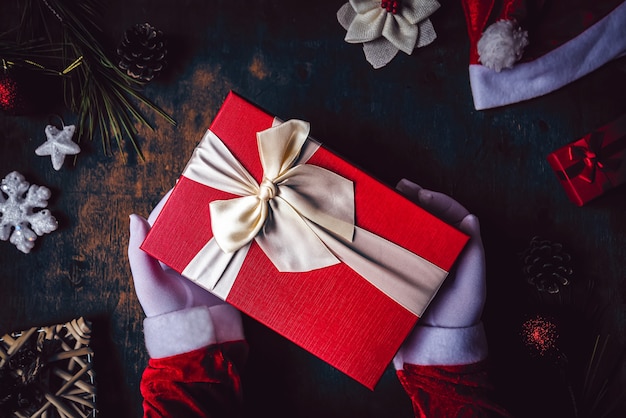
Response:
[276,164,355,242]
[182,238,251,300]
[309,222,448,317]
[255,198,340,272]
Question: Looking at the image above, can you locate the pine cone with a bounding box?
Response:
[117,23,167,82]
[521,236,573,293]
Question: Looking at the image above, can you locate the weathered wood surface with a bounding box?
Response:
[1,1,625,417]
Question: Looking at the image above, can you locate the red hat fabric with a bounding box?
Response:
[462,0,626,110]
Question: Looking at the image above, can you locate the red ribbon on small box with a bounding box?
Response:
[565,131,625,184]
[549,113,626,206]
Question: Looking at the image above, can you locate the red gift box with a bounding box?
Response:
[141,92,468,389]
[548,114,626,206]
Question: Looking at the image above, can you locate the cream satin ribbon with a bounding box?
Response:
[181,119,449,317]
[192,119,355,272]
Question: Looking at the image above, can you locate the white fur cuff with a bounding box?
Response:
[393,322,488,369]
[144,305,217,358]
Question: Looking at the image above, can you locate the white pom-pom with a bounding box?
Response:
[477,19,529,72]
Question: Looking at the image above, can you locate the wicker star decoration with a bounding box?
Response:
[35,124,81,170]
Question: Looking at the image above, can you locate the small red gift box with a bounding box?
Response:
[548,114,626,206]
[141,92,468,389]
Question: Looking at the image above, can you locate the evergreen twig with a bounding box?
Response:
[16,0,176,158]
[0,29,62,75]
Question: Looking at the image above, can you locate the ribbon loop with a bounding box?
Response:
[258,119,310,179]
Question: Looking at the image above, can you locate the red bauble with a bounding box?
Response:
[521,315,559,357]
[0,69,61,116]
[0,72,21,113]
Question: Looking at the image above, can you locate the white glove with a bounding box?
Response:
[128,191,244,358]
[393,179,488,367]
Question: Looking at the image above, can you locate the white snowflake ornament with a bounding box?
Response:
[35,124,80,170]
[0,171,58,253]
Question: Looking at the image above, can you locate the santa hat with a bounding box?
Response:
[462,0,626,110]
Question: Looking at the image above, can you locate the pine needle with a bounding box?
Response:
[580,334,626,417]
[15,0,176,158]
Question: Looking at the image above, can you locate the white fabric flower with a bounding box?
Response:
[337,0,440,68]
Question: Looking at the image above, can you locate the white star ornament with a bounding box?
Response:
[35,124,81,171]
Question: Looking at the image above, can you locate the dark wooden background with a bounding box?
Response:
[1,1,625,417]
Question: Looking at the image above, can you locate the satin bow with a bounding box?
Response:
[208,119,355,272]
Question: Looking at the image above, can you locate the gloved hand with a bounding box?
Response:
[128,191,244,358]
[393,178,488,367]
[128,191,225,318]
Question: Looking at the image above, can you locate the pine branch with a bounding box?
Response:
[17,0,176,158]
[0,30,63,74]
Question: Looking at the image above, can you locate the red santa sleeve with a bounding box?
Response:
[140,305,247,418]
[394,322,512,418]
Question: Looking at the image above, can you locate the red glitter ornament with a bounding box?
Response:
[0,68,59,115]
[521,315,559,356]
[0,73,19,113]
